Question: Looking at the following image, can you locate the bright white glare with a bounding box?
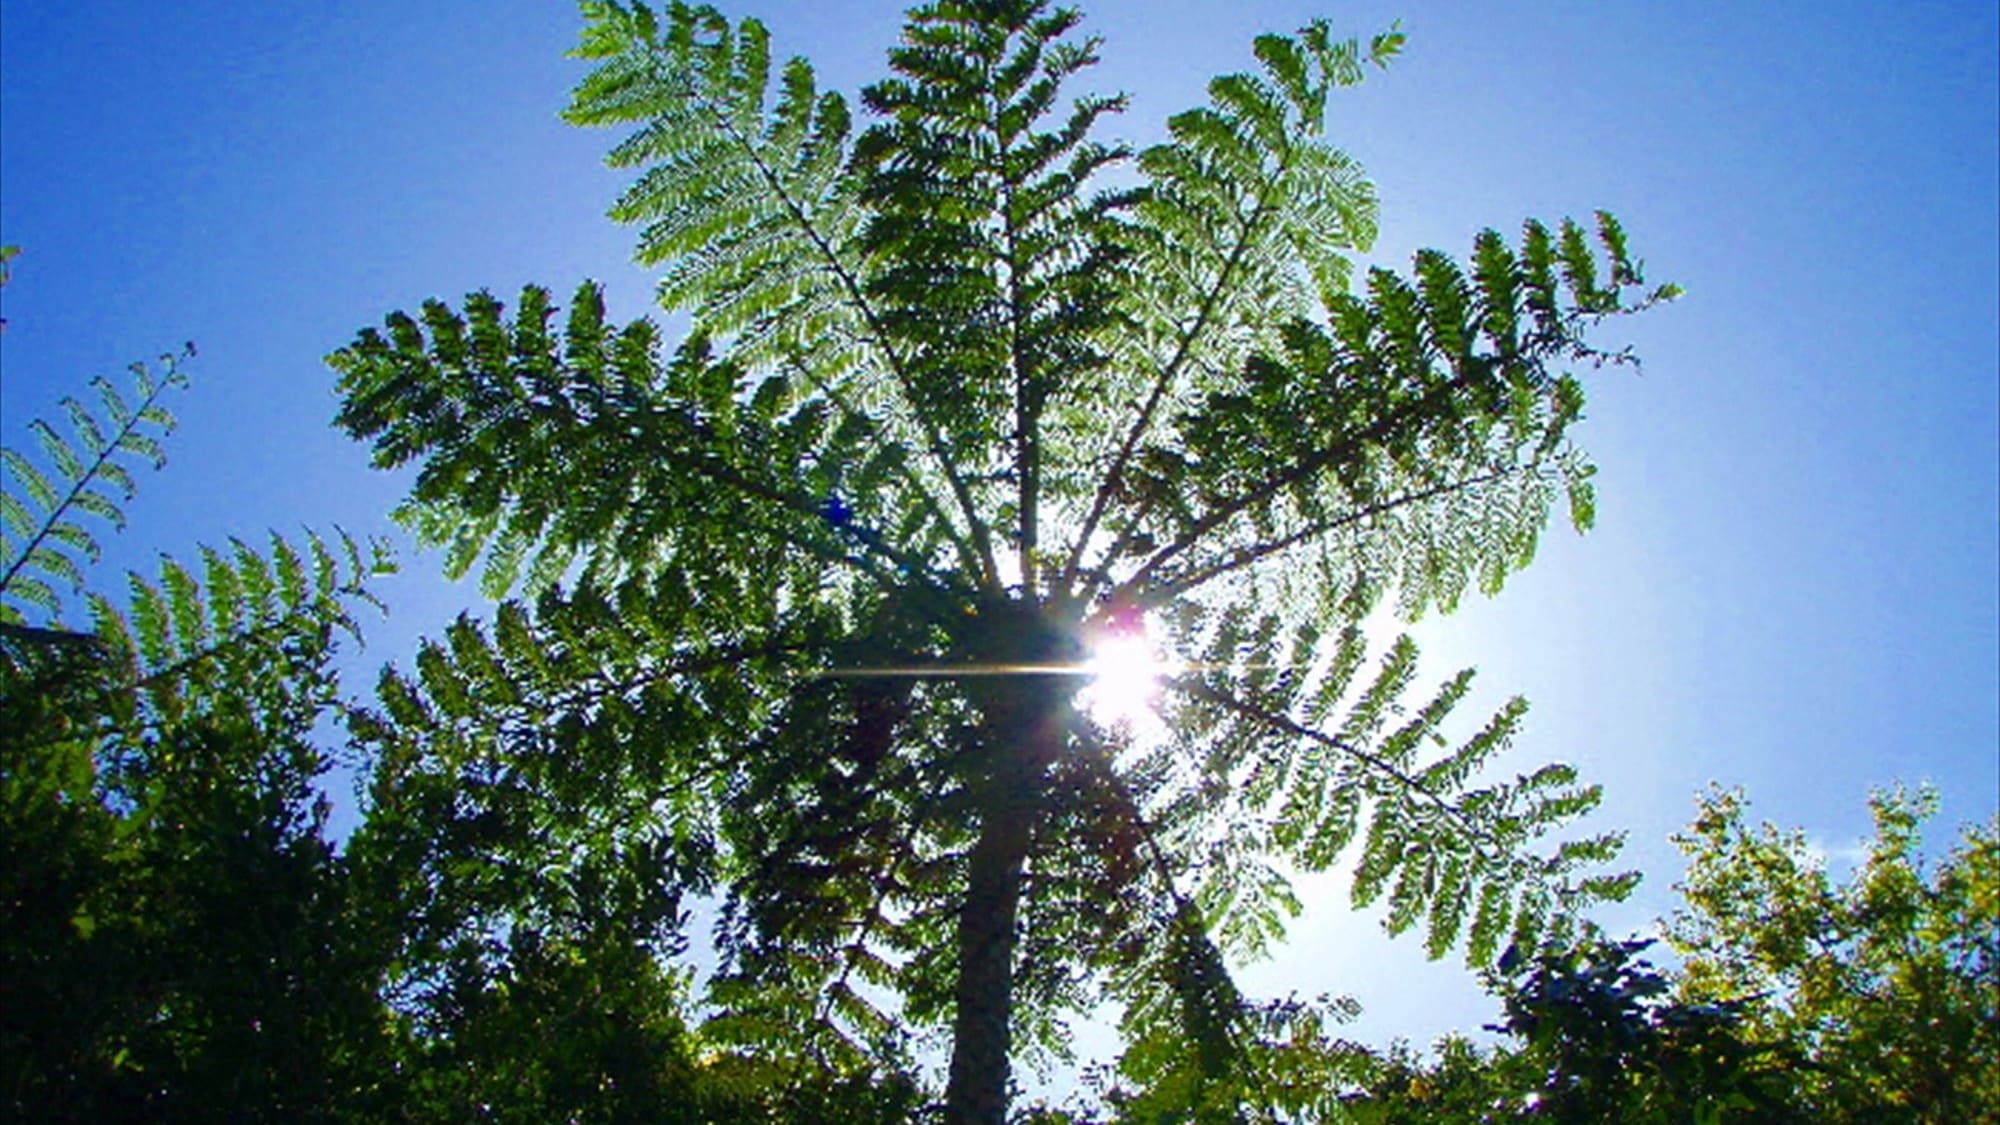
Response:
[1077,630,1177,736]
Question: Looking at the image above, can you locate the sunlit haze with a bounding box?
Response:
[1077,629,1178,735]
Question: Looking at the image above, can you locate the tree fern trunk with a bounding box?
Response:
[944,691,1058,1124]
[943,782,1033,1123]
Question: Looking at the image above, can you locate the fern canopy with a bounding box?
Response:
[329,1,1673,1118]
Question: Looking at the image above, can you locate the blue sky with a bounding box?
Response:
[4,0,1996,1065]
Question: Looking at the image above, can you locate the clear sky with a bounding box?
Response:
[4,0,1996,1074]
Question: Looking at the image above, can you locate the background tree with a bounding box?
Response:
[1482,938,1800,1123]
[0,349,397,1117]
[1323,788,2000,1125]
[1334,939,1803,1125]
[1665,786,2000,1124]
[329,1,1672,1117]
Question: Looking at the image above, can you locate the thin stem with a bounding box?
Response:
[1058,169,1289,604]
[1172,675,1510,865]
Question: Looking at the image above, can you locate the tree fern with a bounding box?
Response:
[331,3,1675,1118]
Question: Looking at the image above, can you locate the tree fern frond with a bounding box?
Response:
[1061,18,1397,592]
[570,6,1008,584]
[341,577,836,1030]
[332,283,959,619]
[1096,216,1666,630]
[1148,626,1631,975]
[1,352,189,625]
[5,526,391,765]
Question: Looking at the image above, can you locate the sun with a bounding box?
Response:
[1075,624,1177,735]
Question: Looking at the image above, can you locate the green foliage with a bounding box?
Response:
[1,359,401,1117]
[1337,1035,1507,1125]
[2,341,916,1119]
[328,1,1673,1116]
[1,353,189,625]
[2,661,392,1118]
[1485,938,1804,1123]
[1664,786,2000,1123]
[1340,939,1803,1125]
